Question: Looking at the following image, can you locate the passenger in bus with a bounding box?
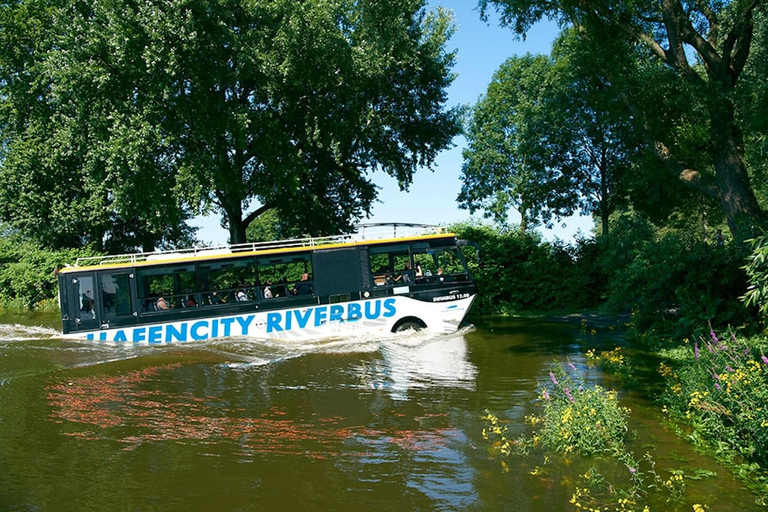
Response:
[208,290,221,305]
[263,282,273,298]
[157,296,170,310]
[396,263,413,283]
[293,273,313,295]
[185,294,197,307]
[81,292,93,312]
[236,288,248,301]
[273,278,288,297]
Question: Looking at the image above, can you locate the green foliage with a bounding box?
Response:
[458,54,569,232]
[742,232,768,318]
[598,213,753,338]
[482,361,691,510]
[0,235,100,310]
[478,0,768,242]
[659,330,768,504]
[245,210,305,243]
[1,0,461,247]
[450,220,604,315]
[536,362,630,455]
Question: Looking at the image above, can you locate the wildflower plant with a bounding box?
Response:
[661,328,768,467]
[537,362,631,455]
[585,347,636,386]
[482,361,692,510]
[660,327,768,505]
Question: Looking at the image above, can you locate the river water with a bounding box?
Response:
[0,313,760,511]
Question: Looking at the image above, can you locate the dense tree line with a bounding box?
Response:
[0,0,460,251]
[465,0,768,243]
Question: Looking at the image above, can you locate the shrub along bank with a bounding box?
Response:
[0,235,98,311]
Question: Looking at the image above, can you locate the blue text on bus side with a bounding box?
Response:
[87,298,397,342]
[266,298,396,333]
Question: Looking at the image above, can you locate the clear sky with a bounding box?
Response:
[191,1,595,246]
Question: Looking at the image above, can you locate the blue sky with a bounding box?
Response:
[191,2,594,245]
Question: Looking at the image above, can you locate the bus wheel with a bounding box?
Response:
[393,320,424,333]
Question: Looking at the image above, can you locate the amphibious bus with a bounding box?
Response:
[57,224,478,344]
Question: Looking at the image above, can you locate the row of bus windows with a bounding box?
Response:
[81,255,313,318]
[137,254,313,312]
[78,246,469,320]
[369,246,467,286]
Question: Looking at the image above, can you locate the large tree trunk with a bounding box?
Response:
[227,215,247,245]
[712,138,766,243]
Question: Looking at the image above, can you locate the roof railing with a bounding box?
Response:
[73,223,445,268]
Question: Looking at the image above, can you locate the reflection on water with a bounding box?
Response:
[367,329,477,399]
[0,315,760,511]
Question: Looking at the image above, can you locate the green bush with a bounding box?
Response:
[598,215,753,338]
[451,221,605,315]
[0,235,100,310]
[661,330,768,467]
[743,232,768,319]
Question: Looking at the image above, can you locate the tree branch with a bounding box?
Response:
[242,202,274,227]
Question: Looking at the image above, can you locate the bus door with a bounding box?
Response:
[69,273,99,331]
[98,270,137,328]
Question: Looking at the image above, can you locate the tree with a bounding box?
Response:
[1,0,461,248]
[458,54,575,233]
[0,0,195,251]
[479,0,768,242]
[171,0,460,243]
[459,36,637,236]
[547,31,640,236]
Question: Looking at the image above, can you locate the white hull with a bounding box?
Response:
[62,295,475,344]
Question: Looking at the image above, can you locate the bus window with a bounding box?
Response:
[137,264,197,312]
[258,254,312,298]
[198,258,256,305]
[410,247,468,283]
[369,244,411,285]
[101,273,133,318]
[77,276,96,320]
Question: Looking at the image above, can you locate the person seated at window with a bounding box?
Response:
[185,294,197,307]
[157,296,170,310]
[236,288,248,301]
[293,273,313,295]
[208,290,221,305]
[396,263,413,283]
[272,278,288,298]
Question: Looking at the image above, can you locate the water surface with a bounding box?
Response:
[0,313,758,511]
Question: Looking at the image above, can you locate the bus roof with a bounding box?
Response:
[59,225,457,274]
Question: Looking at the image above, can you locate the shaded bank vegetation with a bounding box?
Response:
[452,218,757,340]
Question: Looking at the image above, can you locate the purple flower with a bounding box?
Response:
[563,387,575,403]
[714,382,722,391]
[628,466,636,474]
[550,372,559,386]
[713,372,720,380]
[731,331,738,343]
[568,362,577,372]
[542,389,550,400]
[695,341,700,360]
[762,355,768,366]
[725,365,734,373]
[711,329,719,343]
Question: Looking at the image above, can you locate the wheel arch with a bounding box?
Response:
[391,316,427,333]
